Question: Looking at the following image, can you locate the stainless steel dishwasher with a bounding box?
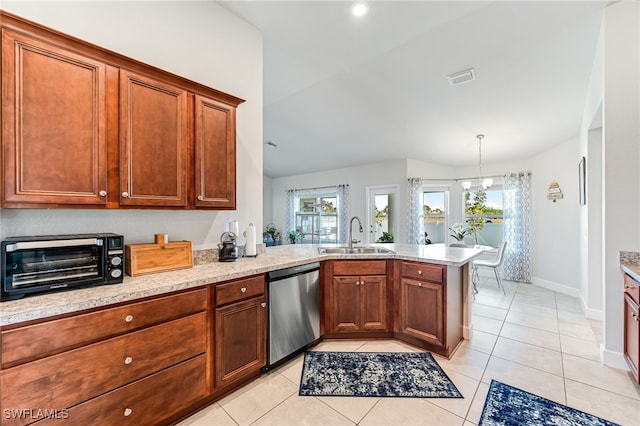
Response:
[265,262,320,370]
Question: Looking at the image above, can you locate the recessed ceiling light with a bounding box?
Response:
[351,1,368,17]
[265,141,278,148]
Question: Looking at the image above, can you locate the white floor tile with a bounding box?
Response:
[481,357,566,403]
[176,403,236,426]
[315,396,379,424]
[472,304,508,321]
[565,379,640,426]
[359,398,465,426]
[492,337,563,376]
[434,347,490,381]
[430,368,480,418]
[252,394,355,426]
[460,330,498,355]
[465,381,490,425]
[499,322,561,351]
[505,309,559,333]
[562,354,640,400]
[471,314,503,335]
[559,334,601,362]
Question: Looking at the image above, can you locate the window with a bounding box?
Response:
[464,187,503,247]
[423,190,448,244]
[295,193,338,244]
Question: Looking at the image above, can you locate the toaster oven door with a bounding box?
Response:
[4,238,104,290]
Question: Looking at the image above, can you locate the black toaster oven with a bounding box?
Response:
[1,233,124,301]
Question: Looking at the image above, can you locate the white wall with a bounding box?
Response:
[270,160,407,243]
[530,137,581,296]
[1,1,263,249]
[600,1,640,368]
[263,176,274,227]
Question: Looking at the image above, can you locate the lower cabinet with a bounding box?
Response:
[398,261,449,352]
[214,275,266,389]
[623,274,640,384]
[332,275,387,332]
[0,288,210,426]
[400,278,444,347]
[327,260,388,333]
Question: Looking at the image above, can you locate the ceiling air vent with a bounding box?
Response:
[447,68,476,86]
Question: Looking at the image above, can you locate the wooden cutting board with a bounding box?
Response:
[125,241,193,276]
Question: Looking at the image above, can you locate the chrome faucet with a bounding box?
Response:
[349,216,364,250]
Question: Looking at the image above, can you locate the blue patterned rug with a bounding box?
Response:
[298,351,462,398]
[479,380,620,426]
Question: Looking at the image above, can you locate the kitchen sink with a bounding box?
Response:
[317,246,395,255]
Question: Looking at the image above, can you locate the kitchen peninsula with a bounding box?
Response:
[0,244,482,426]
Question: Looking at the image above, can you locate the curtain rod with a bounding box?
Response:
[418,174,504,182]
[287,184,348,192]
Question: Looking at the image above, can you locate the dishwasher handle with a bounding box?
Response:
[267,262,320,281]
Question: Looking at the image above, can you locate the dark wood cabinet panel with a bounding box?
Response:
[194,95,236,209]
[400,278,445,348]
[1,313,206,418]
[1,29,109,205]
[1,288,208,367]
[119,69,189,206]
[332,276,360,331]
[360,275,387,331]
[35,356,208,426]
[214,295,266,389]
[331,273,387,333]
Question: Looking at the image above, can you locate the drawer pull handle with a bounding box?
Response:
[261,302,266,308]
[418,282,422,287]
[124,408,133,417]
[356,281,360,286]
[125,315,134,323]
[122,192,130,198]
[124,357,133,365]
[418,270,423,275]
[241,287,247,293]
[197,195,204,201]
[99,190,107,197]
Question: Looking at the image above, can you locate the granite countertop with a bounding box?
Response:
[620,251,640,282]
[0,243,483,327]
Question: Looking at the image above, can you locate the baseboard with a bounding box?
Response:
[531,277,580,298]
[600,344,630,371]
[581,299,603,321]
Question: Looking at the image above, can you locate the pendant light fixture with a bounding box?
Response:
[476,134,492,190]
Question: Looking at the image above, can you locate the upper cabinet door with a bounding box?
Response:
[194,95,236,209]
[119,70,189,207]
[2,30,109,205]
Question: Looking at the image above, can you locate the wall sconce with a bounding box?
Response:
[547,181,563,202]
[462,181,472,191]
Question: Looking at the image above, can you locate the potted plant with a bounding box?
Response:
[287,230,300,244]
[376,232,394,243]
[449,223,468,246]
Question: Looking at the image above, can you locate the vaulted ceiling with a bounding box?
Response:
[221,1,604,178]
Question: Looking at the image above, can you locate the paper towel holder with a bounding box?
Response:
[243,223,258,258]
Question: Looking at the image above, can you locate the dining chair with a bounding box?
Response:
[472,241,507,295]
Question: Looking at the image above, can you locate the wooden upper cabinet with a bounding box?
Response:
[194,95,236,209]
[119,70,189,207]
[1,29,110,206]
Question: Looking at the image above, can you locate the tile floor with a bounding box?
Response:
[179,277,640,426]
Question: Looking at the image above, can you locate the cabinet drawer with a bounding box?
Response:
[0,312,206,415]
[216,275,264,306]
[624,274,640,305]
[402,262,445,283]
[332,260,386,276]
[34,355,208,426]
[1,288,208,366]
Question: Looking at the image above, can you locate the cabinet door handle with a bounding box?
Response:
[124,315,134,323]
[197,195,204,201]
[123,408,133,417]
[124,356,133,365]
[418,270,423,275]
[418,282,422,287]
[261,302,266,308]
[99,190,107,197]
[241,287,247,293]
[122,192,130,198]
[355,281,360,285]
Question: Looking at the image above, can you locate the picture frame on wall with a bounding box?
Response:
[578,156,586,205]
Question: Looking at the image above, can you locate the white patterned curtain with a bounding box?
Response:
[285,189,296,243]
[336,184,350,243]
[503,172,532,282]
[407,178,424,244]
